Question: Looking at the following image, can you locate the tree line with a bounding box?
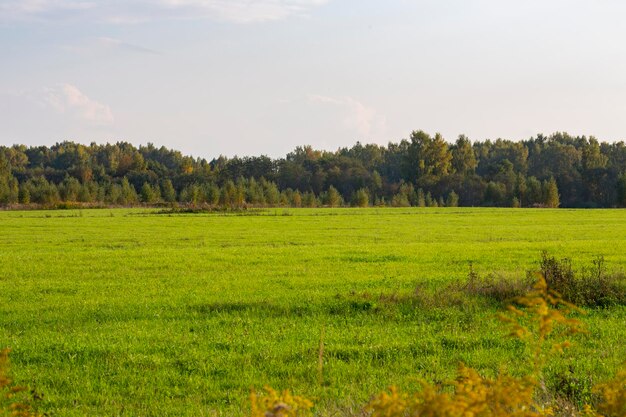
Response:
[1,131,625,208]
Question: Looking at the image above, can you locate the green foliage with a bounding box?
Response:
[0,132,624,209]
[120,177,138,204]
[416,188,426,207]
[543,178,560,208]
[161,179,177,203]
[446,190,459,207]
[391,193,410,207]
[409,130,452,180]
[351,188,370,207]
[617,173,626,207]
[323,185,342,207]
[140,182,160,203]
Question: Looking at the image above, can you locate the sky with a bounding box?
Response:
[1,0,626,159]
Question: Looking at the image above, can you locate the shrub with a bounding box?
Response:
[463,254,625,307]
[540,252,625,307]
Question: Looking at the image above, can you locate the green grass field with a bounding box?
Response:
[1,208,625,416]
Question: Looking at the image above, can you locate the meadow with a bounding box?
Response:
[0,207,625,416]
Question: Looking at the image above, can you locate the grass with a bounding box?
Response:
[0,207,625,416]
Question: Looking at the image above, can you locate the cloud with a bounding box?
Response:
[159,0,330,23]
[309,94,387,138]
[0,0,331,24]
[0,0,95,20]
[60,37,161,56]
[97,37,161,55]
[42,84,114,124]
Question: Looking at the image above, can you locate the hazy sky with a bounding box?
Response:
[1,0,626,158]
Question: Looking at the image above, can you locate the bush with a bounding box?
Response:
[462,254,625,307]
[540,252,625,307]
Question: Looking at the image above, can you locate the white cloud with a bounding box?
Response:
[60,37,161,55]
[0,0,95,19]
[42,84,114,124]
[97,37,160,54]
[159,0,329,23]
[0,0,330,23]
[309,94,387,138]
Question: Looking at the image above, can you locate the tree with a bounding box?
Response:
[77,183,93,202]
[161,179,177,203]
[582,137,608,171]
[446,191,459,207]
[371,170,383,196]
[391,193,410,207]
[618,173,626,207]
[325,186,341,207]
[18,184,30,204]
[451,135,477,174]
[0,133,624,209]
[484,182,506,206]
[181,184,201,205]
[302,191,318,208]
[408,131,452,182]
[425,192,433,207]
[416,188,426,207]
[140,182,159,203]
[220,180,239,207]
[59,177,81,202]
[543,178,560,208]
[203,183,220,206]
[120,178,138,205]
[263,180,280,206]
[526,177,543,206]
[291,190,302,207]
[514,173,527,207]
[106,183,121,204]
[352,188,370,207]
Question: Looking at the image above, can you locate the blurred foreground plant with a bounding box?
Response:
[250,386,313,417]
[365,275,586,417]
[1,349,41,417]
